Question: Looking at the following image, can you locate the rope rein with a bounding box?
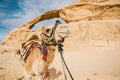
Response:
[51,20,74,80]
[58,44,74,80]
[60,51,67,80]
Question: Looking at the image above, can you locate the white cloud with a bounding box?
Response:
[0,0,75,41]
[0,12,5,17]
[1,0,75,29]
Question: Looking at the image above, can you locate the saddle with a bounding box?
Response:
[21,40,48,62]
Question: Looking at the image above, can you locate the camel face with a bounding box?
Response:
[44,25,70,43]
[55,25,70,43]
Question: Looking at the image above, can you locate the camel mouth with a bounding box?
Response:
[57,29,70,38]
[57,25,70,38]
[57,37,64,43]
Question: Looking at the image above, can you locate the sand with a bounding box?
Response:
[0,47,120,80]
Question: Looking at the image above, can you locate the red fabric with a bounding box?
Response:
[38,46,42,50]
[32,44,47,61]
[42,48,48,61]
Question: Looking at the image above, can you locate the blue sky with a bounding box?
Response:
[0,0,75,42]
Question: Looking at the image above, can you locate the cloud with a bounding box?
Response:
[0,12,5,17]
[0,24,11,42]
[0,3,6,8]
[1,0,75,29]
[0,0,75,41]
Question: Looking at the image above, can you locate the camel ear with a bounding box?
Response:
[39,26,45,33]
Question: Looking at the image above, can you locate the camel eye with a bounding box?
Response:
[45,28,51,33]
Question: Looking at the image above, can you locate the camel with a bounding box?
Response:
[17,20,70,80]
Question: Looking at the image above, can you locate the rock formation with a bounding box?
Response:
[1,0,120,52]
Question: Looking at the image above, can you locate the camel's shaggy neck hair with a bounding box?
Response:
[22,41,56,80]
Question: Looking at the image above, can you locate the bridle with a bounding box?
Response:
[42,20,64,46]
[42,20,74,80]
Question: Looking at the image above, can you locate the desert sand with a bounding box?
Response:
[0,46,120,80]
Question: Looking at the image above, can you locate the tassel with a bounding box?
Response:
[42,48,47,61]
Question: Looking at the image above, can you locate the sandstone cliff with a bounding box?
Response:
[1,0,120,52]
[63,19,120,51]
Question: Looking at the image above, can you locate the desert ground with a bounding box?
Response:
[0,46,120,80]
[0,0,120,79]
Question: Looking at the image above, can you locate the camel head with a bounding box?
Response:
[54,22,70,43]
[44,20,70,45]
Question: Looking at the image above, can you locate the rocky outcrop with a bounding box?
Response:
[2,29,41,50]
[10,0,120,29]
[78,0,120,3]
[60,3,120,22]
[63,19,120,51]
[19,10,60,29]
[1,0,120,52]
